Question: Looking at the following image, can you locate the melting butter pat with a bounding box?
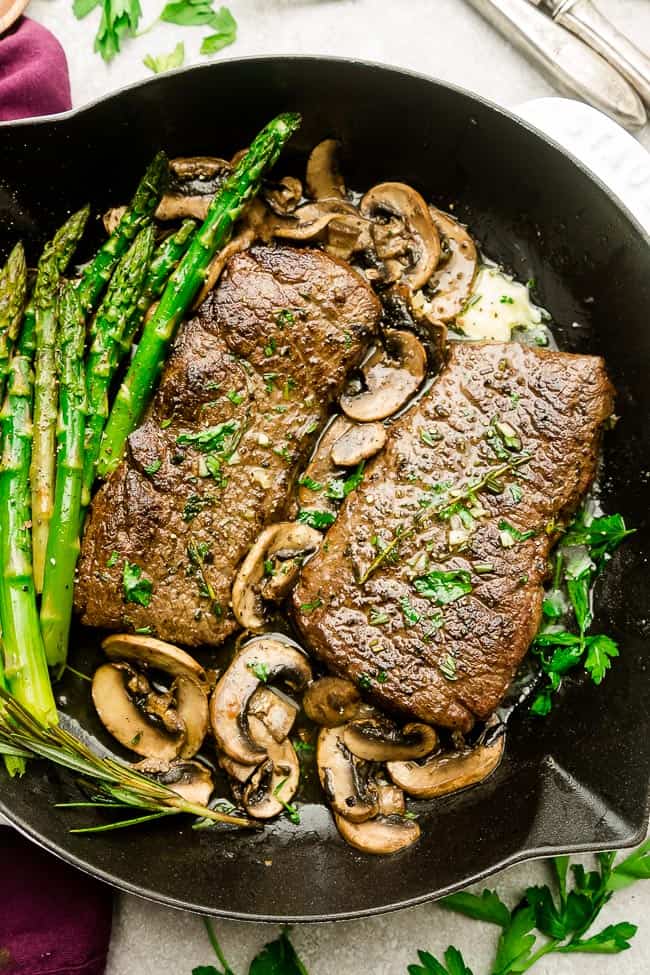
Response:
[457,267,543,342]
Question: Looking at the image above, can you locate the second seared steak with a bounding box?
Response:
[75,245,380,645]
[293,341,614,731]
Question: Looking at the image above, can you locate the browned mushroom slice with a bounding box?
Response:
[330,421,386,467]
[155,156,231,221]
[306,139,346,200]
[219,753,256,785]
[232,522,322,629]
[343,719,438,762]
[102,206,127,235]
[92,664,208,760]
[334,813,420,854]
[248,685,298,743]
[376,783,406,817]
[266,199,360,241]
[298,416,352,513]
[242,715,300,819]
[340,330,427,422]
[134,758,214,806]
[210,638,312,765]
[360,183,441,290]
[303,677,361,727]
[425,208,478,321]
[262,176,303,215]
[387,733,505,798]
[316,725,378,823]
[101,633,208,685]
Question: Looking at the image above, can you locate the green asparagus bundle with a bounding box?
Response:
[40,286,87,670]
[119,219,196,360]
[0,282,58,741]
[81,225,155,512]
[0,243,27,404]
[97,113,301,478]
[76,152,167,315]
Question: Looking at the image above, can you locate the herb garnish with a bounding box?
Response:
[400,596,421,627]
[248,661,270,683]
[107,550,120,568]
[298,475,323,492]
[369,609,390,626]
[498,520,536,547]
[326,462,364,500]
[143,457,162,475]
[299,598,322,614]
[143,42,184,74]
[122,561,153,607]
[187,541,221,617]
[420,428,443,447]
[272,777,300,824]
[183,493,214,522]
[297,509,336,530]
[177,421,238,453]
[414,570,472,605]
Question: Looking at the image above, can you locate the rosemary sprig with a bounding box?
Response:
[359,454,531,584]
[0,687,257,832]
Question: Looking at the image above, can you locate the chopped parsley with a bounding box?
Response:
[300,598,322,614]
[369,609,390,626]
[376,669,389,683]
[498,520,536,547]
[297,509,336,530]
[357,673,373,690]
[326,462,364,501]
[176,421,238,454]
[107,550,120,568]
[264,337,277,357]
[187,541,221,616]
[298,474,323,492]
[509,483,523,504]
[182,493,213,522]
[400,595,421,627]
[499,294,515,304]
[414,569,473,605]
[160,417,173,429]
[276,309,295,328]
[273,777,300,824]
[439,653,458,681]
[420,428,443,447]
[143,458,161,476]
[122,562,153,607]
[226,389,244,405]
[248,661,270,683]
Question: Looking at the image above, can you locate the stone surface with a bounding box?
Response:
[19,0,650,971]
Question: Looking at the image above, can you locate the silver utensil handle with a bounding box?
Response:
[465,0,646,129]
[557,0,650,107]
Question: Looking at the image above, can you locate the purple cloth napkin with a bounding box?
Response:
[0,16,72,121]
[0,828,113,974]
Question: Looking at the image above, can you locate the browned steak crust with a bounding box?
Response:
[75,245,380,645]
[293,342,614,731]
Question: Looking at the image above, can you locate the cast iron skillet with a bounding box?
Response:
[0,57,649,922]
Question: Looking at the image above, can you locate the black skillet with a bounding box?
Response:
[0,57,649,922]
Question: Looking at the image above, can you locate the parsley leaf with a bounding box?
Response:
[607,838,650,891]
[73,0,100,17]
[440,889,510,928]
[583,633,619,684]
[94,0,142,62]
[298,475,323,492]
[492,905,537,975]
[248,661,270,683]
[297,509,336,530]
[177,421,238,453]
[201,6,237,54]
[143,41,185,74]
[122,561,153,607]
[248,931,309,975]
[400,596,420,627]
[408,946,473,975]
[161,0,215,26]
[326,463,364,501]
[414,570,472,605]
[556,921,638,954]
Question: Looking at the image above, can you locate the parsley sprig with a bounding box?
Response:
[193,844,650,974]
[530,511,633,715]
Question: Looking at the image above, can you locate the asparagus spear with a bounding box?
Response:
[0,293,58,733]
[76,152,167,315]
[40,285,87,670]
[0,243,27,405]
[81,225,155,512]
[97,113,301,478]
[119,219,196,359]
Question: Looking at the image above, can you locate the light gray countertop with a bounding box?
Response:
[22,1,650,971]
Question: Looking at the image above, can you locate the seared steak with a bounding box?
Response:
[293,342,614,731]
[75,245,380,645]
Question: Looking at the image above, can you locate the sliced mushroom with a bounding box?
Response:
[155,156,231,222]
[306,139,346,200]
[102,205,126,235]
[298,416,352,513]
[343,719,438,762]
[360,183,440,290]
[387,733,505,798]
[210,638,312,765]
[316,725,378,822]
[334,813,420,855]
[425,208,478,321]
[242,715,300,819]
[134,758,214,806]
[340,330,427,422]
[262,176,303,215]
[232,522,322,630]
[92,664,208,760]
[330,421,386,467]
[101,633,208,685]
[376,783,406,817]
[265,199,361,242]
[248,685,298,743]
[219,753,257,785]
[303,677,361,727]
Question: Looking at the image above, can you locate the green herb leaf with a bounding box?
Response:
[143,41,185,74]
[73,0,100,17]
[525,885,566,939]
[107,550,120,568]
[408,946,473,975]
[299,598,322,614]
[249,931,309,975]
[414,570,472,605]
[248,661,270,683]
[608,838,650,890]
[143,457,162,475]
[177,421,238,454]
[556,921,637,954]
[498,520,535,547]
[326,463,364,500]
[297,509,336,530]
[583,633,619,685]
[563,512,634,567]
[369,609,390,625]
[122,562,153,607]
[226,389,244,405]
[420,428,443,447]
[492,904,537,975]
[400,596,420,627]
[94,0,142,62]
[161,0,216,26]
[201,6,237,54]
[441,888,510,928]
[298,475,323,492]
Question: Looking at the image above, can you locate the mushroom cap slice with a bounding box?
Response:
[303,677,361,727]
[387,734,505,798]
[343,720,438,762]
[219,753,257,785]
[340,330,427,422]
[334,813,420,855]
[306,139,346,200]
[155,156,231,221]
[210,639,312,765]
[248,685,298,743]
[298,416,352,513]
[134,758,214,806]
[330,421,387,467]
[102,633,208,684]
[426,208,478,322]
[175,676,210,759]
[262,176,303,215]
[232,522,322,630]
[360,182,440,290]
[317,725,378,823]
[266,199,359,241]
[242,715,300,820]
[377,783,406,817]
